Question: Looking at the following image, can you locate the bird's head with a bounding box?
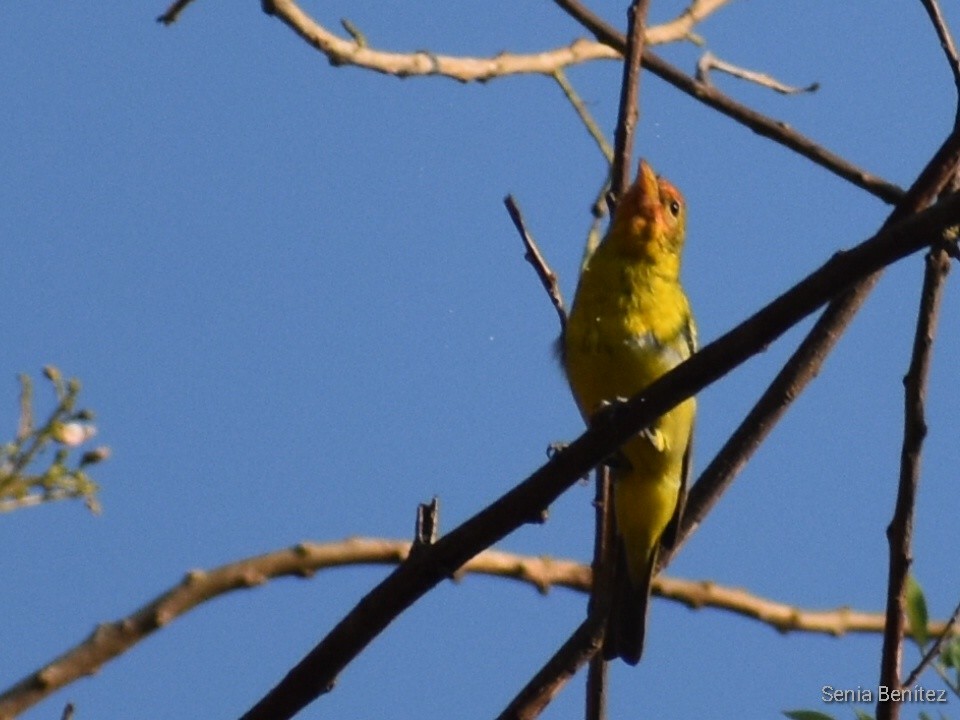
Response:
[608,160,687,270]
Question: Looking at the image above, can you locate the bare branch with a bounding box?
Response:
[610,0,651,197]
[260,0,622,82]
[696,51,819,95]
[497,616,604,720]
[876,248,951,720]
[504,196,568,333]
[156,0,197,25]
[552,70,614,163]
[253,0,734,82]
[585,468,614,720]
[919,0,960,116]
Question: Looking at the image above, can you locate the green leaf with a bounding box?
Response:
[905,575,930,648]
[783,711,836,720]
[853,710,874,720]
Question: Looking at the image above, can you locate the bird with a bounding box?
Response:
[561,159,696,665]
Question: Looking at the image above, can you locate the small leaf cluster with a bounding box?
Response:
[0,366,109,514]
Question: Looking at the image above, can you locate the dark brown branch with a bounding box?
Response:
[876,248,951,720]
[550,0,905,204]
[610,0,651,198]
[585,468,614,720]
[919,0,960,119]
[503,471,613,720]
[503,196,568,333]
[674,128,960,556]
[156,0,197,24]
[496,616,605,720]
[237,194,960,720]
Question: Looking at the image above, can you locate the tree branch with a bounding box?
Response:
[696,51,819,95]
[503,196,568,333]
[876,248,951,720]
[5,535,957,720]
[919,0,960,123]
[610,0,651,197]
[584,469,614,720]
[552,70,614,163]
[156,0,197,24]
[497,615,605,720]
[673,127,960,560]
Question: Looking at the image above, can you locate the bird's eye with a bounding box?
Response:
[668,199,681,217]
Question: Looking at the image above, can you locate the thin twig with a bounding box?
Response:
[496,616,605,720]
[610,0,651,198]
[585,468,614,720]
[919,0,960,120]
[552,70,614,163]
[503,196,568,332]
[876,248,951,720]
[550,0,905,204]
[696,51,819,95]
[156,0,197,24]
[903,596,960,687]
[583,178,612,268]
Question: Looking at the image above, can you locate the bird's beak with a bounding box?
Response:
[613,159,660,228]
[635,159,661,221]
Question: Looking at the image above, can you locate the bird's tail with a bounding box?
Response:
[603,542,656,666]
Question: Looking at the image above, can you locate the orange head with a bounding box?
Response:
[608,159,687,266]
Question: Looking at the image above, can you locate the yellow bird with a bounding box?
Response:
[562,160,696,665]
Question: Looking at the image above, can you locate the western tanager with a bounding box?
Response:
[562,159,696,665]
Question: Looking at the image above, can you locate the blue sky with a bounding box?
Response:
[2,2,959,718]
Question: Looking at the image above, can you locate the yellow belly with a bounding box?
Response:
[564,330,694,582]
